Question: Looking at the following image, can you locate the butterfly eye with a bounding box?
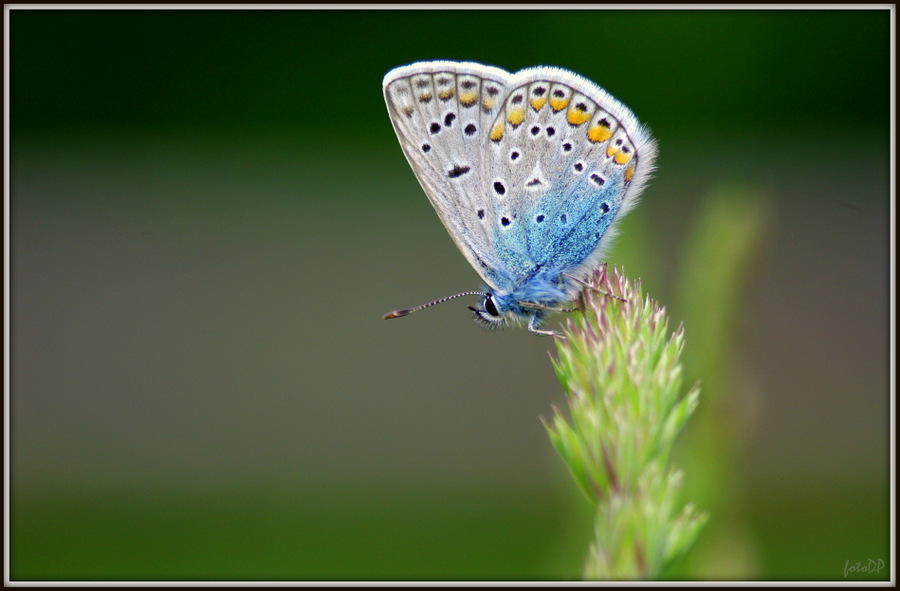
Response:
[483,294,500,317]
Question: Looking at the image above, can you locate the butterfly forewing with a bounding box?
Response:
[383,62,512,288]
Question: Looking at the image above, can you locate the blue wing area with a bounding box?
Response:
[528,178,623,271]
[489,168,626,296]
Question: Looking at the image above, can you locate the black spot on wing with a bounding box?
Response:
[448,165,471,178]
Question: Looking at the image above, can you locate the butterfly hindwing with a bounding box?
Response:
[485,67,656,284]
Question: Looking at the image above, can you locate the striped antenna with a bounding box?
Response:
[383,291,484,320]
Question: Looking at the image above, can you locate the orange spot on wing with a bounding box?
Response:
[567,108,591,125]
[587,124,612,143]
[549,97,570,111]
[614,151,631,165]
[507,108,525,126]
[460,91,478,106]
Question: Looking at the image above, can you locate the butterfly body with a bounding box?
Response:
[383,61,656,335]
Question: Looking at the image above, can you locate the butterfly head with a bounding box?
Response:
[467,290,537,329]
[384,284,568,337]
[468,291,505,328]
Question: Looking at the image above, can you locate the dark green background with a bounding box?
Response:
[9,8,891,581]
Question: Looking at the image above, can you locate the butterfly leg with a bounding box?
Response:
[562,271,626,302]
[519,301,578,313]
[528,314,565,339]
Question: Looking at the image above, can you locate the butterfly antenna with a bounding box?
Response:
[383,291,484,320]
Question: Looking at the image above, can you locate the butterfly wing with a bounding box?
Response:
[383,61,516,290]
[384,61,656,306]
[484,67,657,292]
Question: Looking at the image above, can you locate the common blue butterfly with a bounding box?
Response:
[382,61,656,336]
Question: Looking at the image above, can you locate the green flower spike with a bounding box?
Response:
[545,265,707,580]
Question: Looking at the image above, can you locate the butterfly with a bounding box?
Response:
[382,60,656,337]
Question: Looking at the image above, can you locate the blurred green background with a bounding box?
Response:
[9,8,891,581]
